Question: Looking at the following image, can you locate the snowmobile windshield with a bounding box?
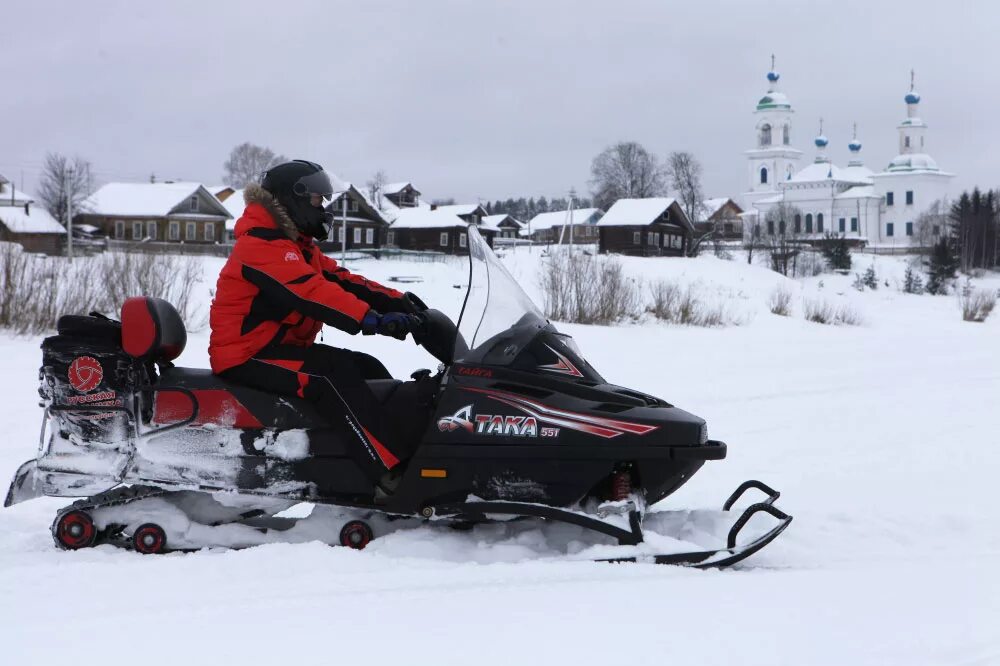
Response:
[454,226,547,365]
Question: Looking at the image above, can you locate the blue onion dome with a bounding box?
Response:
[814,134,829,148]
[848,139,862,152]
[767,70,780,83]
[905,91,921,104]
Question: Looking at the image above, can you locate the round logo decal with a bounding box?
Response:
[68,356,103,393]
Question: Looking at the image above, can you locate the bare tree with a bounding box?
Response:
[37,153,95,226]
[366,169,388,210]
[589,141,668,211]
[912,198,947,250]
[762,202,804,275]
[222,143,288,188]
[666,151,704,225]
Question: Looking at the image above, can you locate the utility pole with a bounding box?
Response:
[65,167,74,261]
[341,195,348,264]
[568,187,576,256]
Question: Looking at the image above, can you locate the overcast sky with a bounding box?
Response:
[1,0,995,204]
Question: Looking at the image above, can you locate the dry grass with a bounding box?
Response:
[960,289,997,322]
[768,285,793,316]
[648,280,733,327]
[803,298,863,326]
[0,242,205,335]
[540,251,641,325]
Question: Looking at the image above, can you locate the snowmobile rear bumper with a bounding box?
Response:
[5,459,121,508]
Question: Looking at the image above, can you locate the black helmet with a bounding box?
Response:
[261,160,335,240]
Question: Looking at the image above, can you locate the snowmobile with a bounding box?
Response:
[5,227,791,566]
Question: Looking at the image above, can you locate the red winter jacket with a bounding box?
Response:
[209,187,405,373]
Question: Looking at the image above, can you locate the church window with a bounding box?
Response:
[760,167,768,184]
[839,218,845,233]
[885,192,894,206]
[886,223,894,237]
[794,214,802,233]
[760,124,772,146]
[905,222,913,236]
[905,191,913,205]
[778,220,786,235]
[817,214,824,233]
[787,165,793,180]
[851,217,858,232]
[805,214,813,233]
[767,220,774,235]
[783,125,790,145]
[932,225,940,236]
[904,136,911,148]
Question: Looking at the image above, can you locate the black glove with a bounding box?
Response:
[361,310,422,340]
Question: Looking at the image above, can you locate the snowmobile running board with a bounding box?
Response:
[431,480,792,569]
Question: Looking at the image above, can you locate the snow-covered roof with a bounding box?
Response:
[389,208,469,230]
[85,182,231,218]
[789,163,843,183]
[835,185,878,200]
[839,165,875,183]
[431,203,485,217]
[383,182,415,195]
[527,208,602,231]
[0,203,65,234]
[597,199,680,227]
[698,197,741,221]
[0,185,35,205]
[483,214,522,229]
[221,188,245,231]
[885,153,940,173]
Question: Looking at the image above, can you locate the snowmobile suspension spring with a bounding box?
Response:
[611,470,632,501]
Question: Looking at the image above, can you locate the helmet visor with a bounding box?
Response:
[293,170,334,199]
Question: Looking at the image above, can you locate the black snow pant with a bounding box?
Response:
[222,343,421,485]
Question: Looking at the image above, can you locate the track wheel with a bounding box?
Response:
[53,510,97,550]
[339,520,374,550]
[132,523,168,554]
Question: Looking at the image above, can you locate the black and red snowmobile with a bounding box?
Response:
[5,228,790,566]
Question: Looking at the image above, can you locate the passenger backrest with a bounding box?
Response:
[121,296,187,363]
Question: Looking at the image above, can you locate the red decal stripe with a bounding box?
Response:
[362,426,399,469]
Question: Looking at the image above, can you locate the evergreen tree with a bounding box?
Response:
[820,233,852,271]
[862,265,878,290]
[926,237,959,294]
[537,196,549,213]
[903,266,924,294]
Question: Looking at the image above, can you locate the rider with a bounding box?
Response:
[208,160,425,492]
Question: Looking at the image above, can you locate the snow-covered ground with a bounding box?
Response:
[2,247,998,665]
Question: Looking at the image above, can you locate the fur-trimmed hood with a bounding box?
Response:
[241,183,300,240]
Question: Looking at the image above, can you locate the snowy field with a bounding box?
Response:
[1,247,998,665]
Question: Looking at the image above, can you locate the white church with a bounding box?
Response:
[741,62,954,249]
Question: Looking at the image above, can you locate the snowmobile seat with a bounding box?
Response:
[121,296,187,363]
[153,368,404,430]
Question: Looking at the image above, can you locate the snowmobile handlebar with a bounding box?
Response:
[412,308,466,367]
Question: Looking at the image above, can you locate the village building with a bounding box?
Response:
[742,63,953,249]
[696,197,744,239]
[382,182,421,211]
[79,182,232,245]
[597,198,694,256]
[323,184,390,252]
[0,177,65,255]
[483,213,524,239]
[388,208,495,254]
[523,208,603,243]
[429,203,487,226]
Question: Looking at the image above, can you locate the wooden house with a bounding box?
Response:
[78,182,232,245]
[321,184,390,252]
[597,198,694,256]
[524,208,603,243]
[483,214,524,239]
[382,182,421,210]
[0,179,65,255]
[388,209,495,254]
[696,197,744,239]
[429,203,487,226]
